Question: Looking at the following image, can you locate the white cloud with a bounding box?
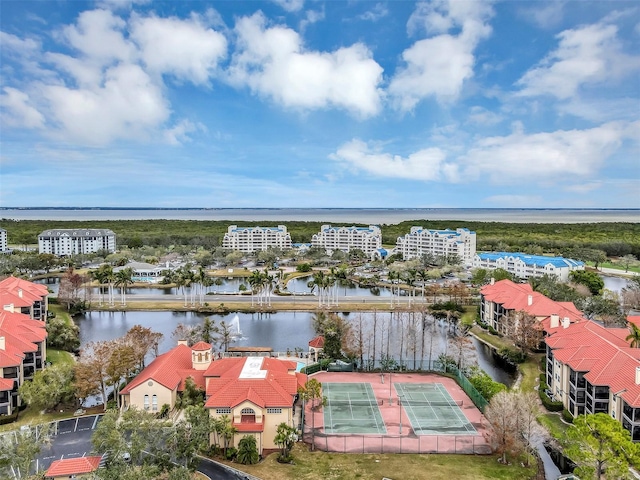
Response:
[130,13,227,85]
[0,31,40,55]
[96,0,151,10]
[359,3,389,22]
[163,119,205,145]
[227,13,383,117]
[563,182,602,194]
[460,122,632,181]
[271,0,304,13]
[519,1,565,29]
[466,106,503,126]
[389,0,493,109]
[300,8,325,33]
[330,139,458,182]
[516,22,640,99]
[0,87,45,129]
[42,63,169,145]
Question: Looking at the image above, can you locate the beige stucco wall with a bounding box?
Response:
[209,402,293,454]
[128,381,175,412]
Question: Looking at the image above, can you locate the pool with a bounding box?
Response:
[296,361,305,372]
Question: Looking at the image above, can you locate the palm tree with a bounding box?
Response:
[626,322,640,348]
[90,265,110,306]
[200,271,214,305]
[220,415,238,457]
[248,270,262,306]
[114,267,134,306]
[236,435,259,465]
[404,269,417,306]
[417,269,429,303]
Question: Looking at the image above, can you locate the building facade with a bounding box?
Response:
[396,227,476,265]
[544,316,640,441]
[311,225,382,255]
[121,343,304,455]
[0,277,49,416]
[472,252,584,281]
[0,228,7,253]
[222,225,292,252]
[479,279,582,336]
[38,228,116,256]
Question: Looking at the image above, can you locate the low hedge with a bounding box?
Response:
[538,383,563,412]
[0,410,19,425]
[562,409,574,423]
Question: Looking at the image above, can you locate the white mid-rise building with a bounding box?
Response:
[396,227,476,265]
[311,225,382,255]
[222,225,292,252]
[38,228,116,256]
[472,252,584,281]
[0,228,7,253]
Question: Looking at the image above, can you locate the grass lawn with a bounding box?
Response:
[517,354,543,393]
[49,304,73,326]
[46,348,75,365]
[537,413,570,440]
[586,261,640,274]
[225,444,535,480]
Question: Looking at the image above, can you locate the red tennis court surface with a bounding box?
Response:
[303,371,492,454]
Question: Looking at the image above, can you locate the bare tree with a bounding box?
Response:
[484,391,525,464]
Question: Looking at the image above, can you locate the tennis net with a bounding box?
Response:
[399,399,463,407]
[328,399,384,407]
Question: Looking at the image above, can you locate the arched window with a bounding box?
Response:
[240,407,255,423]
[144,395,149,411]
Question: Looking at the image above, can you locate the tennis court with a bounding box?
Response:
[323,382,387,434]
[395,383,476,435]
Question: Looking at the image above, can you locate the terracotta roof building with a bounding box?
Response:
[0,278,48,417]
[121,341,306,454]
[45,456,102,479]
[0,276,49,321]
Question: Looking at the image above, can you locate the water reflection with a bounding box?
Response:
[75,310,515,385]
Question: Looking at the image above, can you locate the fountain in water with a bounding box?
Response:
[230,314,242,337]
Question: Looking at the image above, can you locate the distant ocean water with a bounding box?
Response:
[1,208,639,223]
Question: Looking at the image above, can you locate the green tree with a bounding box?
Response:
[236,435,260,465]
[46,316,81,351]
[114,267,134,306]
[274,422,297,462]
[564,413,640,480]
[626,322,640,348]
[298,378,326,451]
[570,270,605,295]
[0,424,53,479]
[467,366,507,401]
[18,362,76,411]
[620,254,638,272]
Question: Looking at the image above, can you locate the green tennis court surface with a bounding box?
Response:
[395,383,476,435]
[323,383,387,434]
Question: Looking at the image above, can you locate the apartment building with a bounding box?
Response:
[479,279,582,336]
[0,277,49,417]
[472,252,584,281]
[311,225,382,255]
[396,227,476,265]
[0,228,7,253]
[480,278,640,440]
[544,315,640,440]
[222,225,292,253]
[38,228,116,256]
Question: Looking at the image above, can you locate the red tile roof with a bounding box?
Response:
[204,357,299,410]
[0,311,46,368]
[45,456,102,477]
[121,344,206,395]
[0,377,14,391]
[0,277,48,306]
[309,335,325,348]
[545,316,640,407]
[192,341,211,351]
[233,421,264,432]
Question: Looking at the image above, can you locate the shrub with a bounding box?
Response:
[225,447,237,460]
[538,384,563,412]
[562,409,574,423]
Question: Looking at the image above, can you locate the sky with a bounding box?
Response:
[1,0,639,209]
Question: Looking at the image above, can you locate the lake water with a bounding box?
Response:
[3,208,639,223]
[75,310,515,385]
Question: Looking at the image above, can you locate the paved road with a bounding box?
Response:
[196,456,256,480]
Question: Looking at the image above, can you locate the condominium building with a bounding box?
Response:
[472,252,584,281]
[311,225,382,255]
[0,228,7,253]
[0,278,48,417]
[38,228,116,256]
[480,278,640,441]
[222,225,292,253]
[396,227,476,265]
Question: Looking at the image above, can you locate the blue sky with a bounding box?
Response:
[1,0,639,208]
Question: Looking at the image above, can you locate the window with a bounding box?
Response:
[152,395,158,412]
[144,395,150,411]
[241,407,256,423]
[267,408,282,414]
[216,408,231,414]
